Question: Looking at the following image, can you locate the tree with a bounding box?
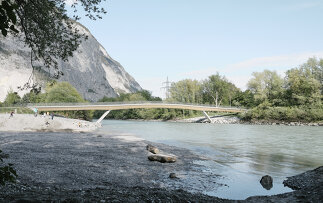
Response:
[299,57,323,94]
[285,66,321,106]
[201,73,237,106]
[45,82,93,120]
[247,70,284,106]
[4,90,21,105]
[169,79,202,104]
[0,0,106,81]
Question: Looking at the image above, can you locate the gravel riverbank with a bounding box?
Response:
[0,114,97,132]
[0,131,322,202]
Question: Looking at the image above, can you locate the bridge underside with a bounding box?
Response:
[32,104,244,113]
[29,103,244,124]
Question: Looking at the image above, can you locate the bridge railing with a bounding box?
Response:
[23,101,246,110]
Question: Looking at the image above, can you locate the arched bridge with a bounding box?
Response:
[27,102,246,123]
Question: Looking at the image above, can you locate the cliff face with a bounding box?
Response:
[0,23,142,102]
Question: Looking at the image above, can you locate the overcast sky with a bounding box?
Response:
[70,0,323,98]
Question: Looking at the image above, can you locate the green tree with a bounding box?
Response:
[4,90,21,105]
[169,79,202,104]
[285,66,321,106]
[299,57,323,94]
[247,70,284,105]
[201,73,238,106]
[21,90,43,104]
[45,82,93,120]
[1,0,106,79]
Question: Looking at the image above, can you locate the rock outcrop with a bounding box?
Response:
[0,22,142,101]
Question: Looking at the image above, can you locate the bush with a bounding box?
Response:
[0,150,17,186]
[241,105,323,122]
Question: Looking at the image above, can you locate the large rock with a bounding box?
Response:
[0,22,142,102]
[260,175,273,190]
[148,154,176,163]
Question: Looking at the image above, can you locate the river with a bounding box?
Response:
[98,120,323,200]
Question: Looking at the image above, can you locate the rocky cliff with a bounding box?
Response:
[0,23,142,102]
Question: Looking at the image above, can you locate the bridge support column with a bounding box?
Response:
[203,111,212,123]
[96,110,111,124]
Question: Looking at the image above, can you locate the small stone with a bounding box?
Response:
[146,144,160,154]
[169,173,177,179]
[260,175,273,190]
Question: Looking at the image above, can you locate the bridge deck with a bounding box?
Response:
[27,103,245,113]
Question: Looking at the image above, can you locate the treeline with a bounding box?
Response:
[96,57,322,122]
[93,90,198,120]
[1,57,322,122]
[0,81,93,121]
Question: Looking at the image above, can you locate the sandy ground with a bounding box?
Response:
[0,113,98,132]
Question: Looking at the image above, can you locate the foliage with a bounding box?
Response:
[201,73,239,106]
[44,82,93,121]
[0,0,106,82]
[93,91,195,120]
[241,105,323,122]
[247,70,284,106]
[0,0,19,36]
[0,149,17,186]
[4,90,21,105]
[285,61,322,106]
[169,79,202,104]
[21,90,44,104]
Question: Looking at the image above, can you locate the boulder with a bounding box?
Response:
[146,144,160,154]
[260,175,273,190]
[148,154,176,163]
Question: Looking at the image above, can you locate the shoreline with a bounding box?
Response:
[110,116,323,126]
[0,129,322,202]
[0,113,98,132]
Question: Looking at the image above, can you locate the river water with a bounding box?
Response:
[98,120,323,200]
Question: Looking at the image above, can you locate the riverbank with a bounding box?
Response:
[0,131,322,202]
[172,115,323,126]
[0,113,97,132]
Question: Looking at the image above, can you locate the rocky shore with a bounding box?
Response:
[174,115,323,126]
[0,130,322,202]
[241,119,323,126]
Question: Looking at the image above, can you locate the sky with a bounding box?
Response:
[69,0,323,98]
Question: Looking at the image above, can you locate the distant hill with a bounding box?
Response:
[0,22,142,102]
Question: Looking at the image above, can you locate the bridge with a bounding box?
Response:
[27,102,246,123]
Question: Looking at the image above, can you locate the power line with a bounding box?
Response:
[161,76,171,99]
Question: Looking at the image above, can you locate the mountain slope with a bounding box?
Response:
[0,23,142,102]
